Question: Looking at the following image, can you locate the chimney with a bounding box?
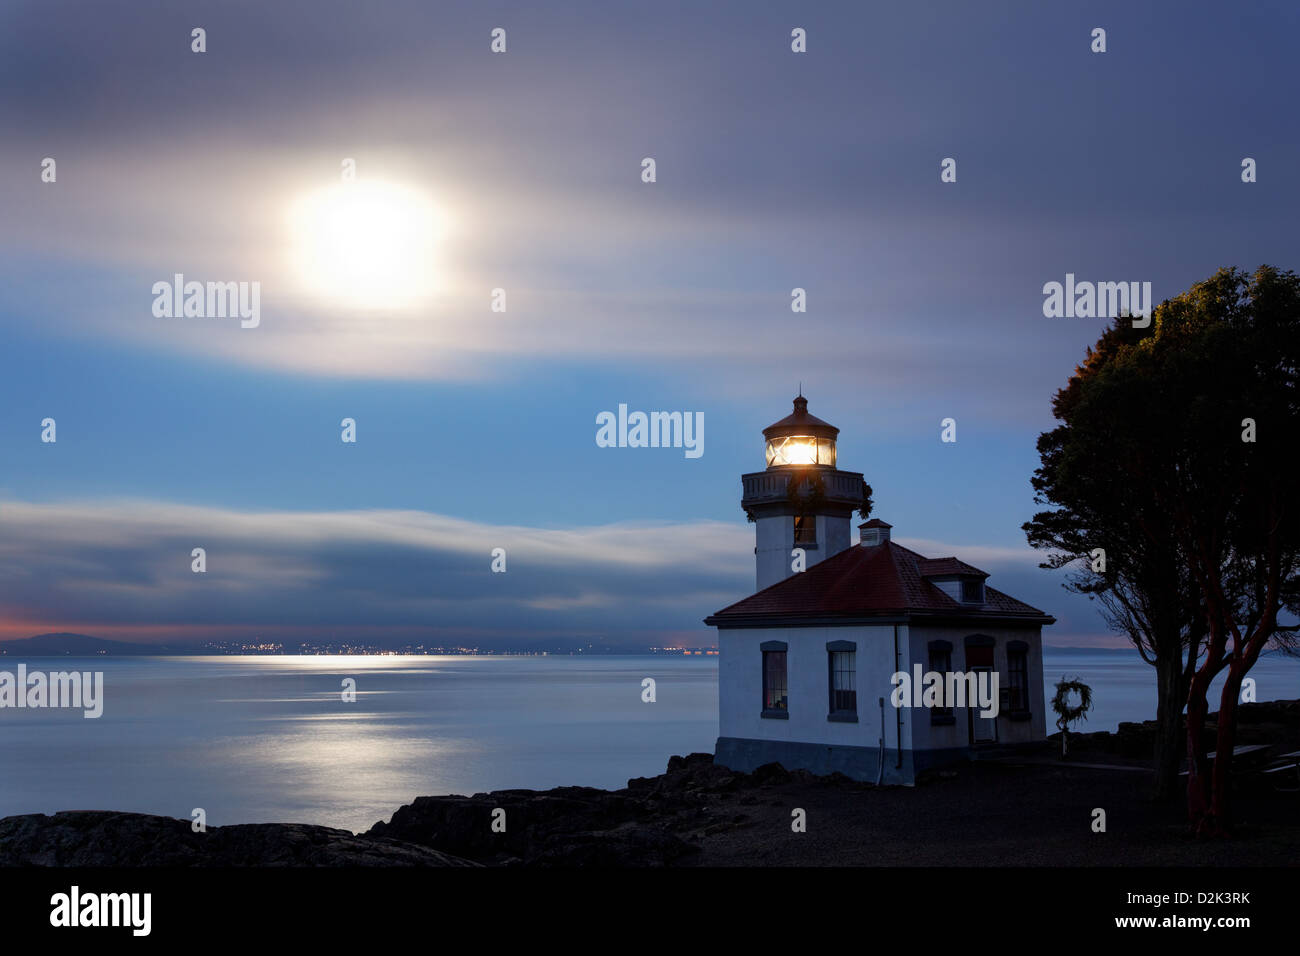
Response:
[859,518,892,547]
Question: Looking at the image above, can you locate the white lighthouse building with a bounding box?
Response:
[705,396,1053,785]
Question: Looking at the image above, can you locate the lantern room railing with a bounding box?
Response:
[742,469,862,502]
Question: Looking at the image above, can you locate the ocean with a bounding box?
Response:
[1,650,1296,832]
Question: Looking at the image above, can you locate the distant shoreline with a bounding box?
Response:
[3,646,1293,658]
[6,632,1273,657]
[0,649,722,657]
[0,632,720,657]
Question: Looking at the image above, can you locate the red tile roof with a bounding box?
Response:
[704,541,1053,627]
[915,556,987,578]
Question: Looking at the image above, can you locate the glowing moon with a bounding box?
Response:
[290,180,443,307]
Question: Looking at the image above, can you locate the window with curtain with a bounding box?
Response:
[763,650,788,713]
[829,650,856,715]
[1007,646,1029,713]
[929,642,954,720]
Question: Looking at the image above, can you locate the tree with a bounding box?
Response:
[1134,267,1300,834]
[1026,266,1300,830]
[1025,322,1205,800]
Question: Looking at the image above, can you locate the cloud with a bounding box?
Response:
[0,499,751,646]
[894,537,1044,569]
[0,0,1152,431]
[0,501,1114,647]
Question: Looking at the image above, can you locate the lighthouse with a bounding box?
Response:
[707,395,1054,784]
[742,395,868,591]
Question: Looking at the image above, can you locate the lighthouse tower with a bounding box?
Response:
[741,395,866,591]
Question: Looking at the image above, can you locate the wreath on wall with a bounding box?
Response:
[1051,677,1092,759]
[786,470,827,515]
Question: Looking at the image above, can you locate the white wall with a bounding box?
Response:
[718,621,1046,757]
[819,513,852,562]
[753,513,852,591]
[754,515,792,591]
[717,624,909,754]
[907,623,1047,751]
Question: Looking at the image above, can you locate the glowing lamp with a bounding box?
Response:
[762,395,838,469]
[765,435,834,467]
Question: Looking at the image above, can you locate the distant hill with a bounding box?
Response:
[0,633,181,656]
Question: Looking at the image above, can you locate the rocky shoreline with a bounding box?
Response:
[0,810,479,867]
[4,699,1298,867]
[0,753,827,867]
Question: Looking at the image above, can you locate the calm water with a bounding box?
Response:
[1,651,1296,831]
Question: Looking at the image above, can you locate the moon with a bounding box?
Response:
[289,180,443,308]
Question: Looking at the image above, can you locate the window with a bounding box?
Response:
[793,515,817,546]
[1007,642,1029,714]
[961,580,984,604]
[827,642,856,719]
[965,639,994,669]
[766,436,837,467]
[761,642,788,716]
[928,640,954,722]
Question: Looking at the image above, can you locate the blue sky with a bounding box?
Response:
[1,0,1297,647]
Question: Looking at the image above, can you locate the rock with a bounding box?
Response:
[528,823,696,867]
[366,787,694,867]
[367,785,648,864]
[752,762,792,784]
[0,747,925,868]
[0,811,478,867]
[364,753,832,866]
[666,752,714,773]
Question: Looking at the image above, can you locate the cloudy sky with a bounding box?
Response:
[1,0,1296,648]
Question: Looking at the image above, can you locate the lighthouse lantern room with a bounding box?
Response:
[742,395,865,592]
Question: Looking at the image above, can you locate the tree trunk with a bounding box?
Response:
[1185,672,1212,830]
[1152,651,1186,802]
[1207,664,1246,835]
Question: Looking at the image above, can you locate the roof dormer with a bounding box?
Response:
[916,556,989,606]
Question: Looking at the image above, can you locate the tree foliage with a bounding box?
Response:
[1026,266,1300,830]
